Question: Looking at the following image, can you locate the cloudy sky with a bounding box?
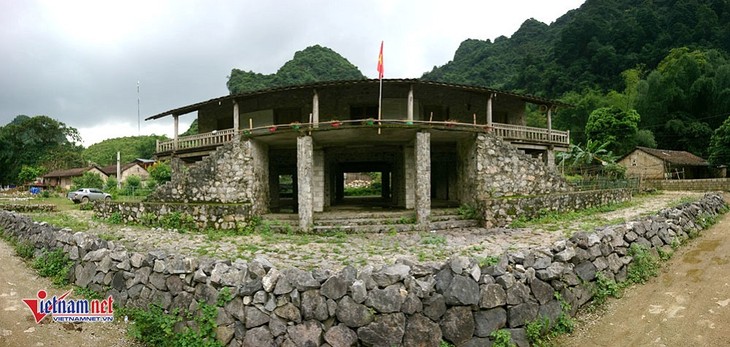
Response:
[0,0,585,147]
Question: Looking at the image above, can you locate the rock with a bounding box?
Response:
[555,247,576,262]
[506,282,530,305]
[324,324,358,347]
[301,290,329,321]
[449,256,470,274]
[350,280,367,304]
[403,313,441,347]
[336,296,373,328]
[474,307,506,337]
[245,306,270,328]
[83,248,110,262]
[372,264,411,287]
[479,284,507,309]
[530,278,554,305]
[357,313,406,347]
[443,275,480,306]
[274,303,301,323]
[574,261,597,281]
[262,268,280,293]
[508,302,539,328]
[496,273,516,289]
[423,293,447,321]
[321,275,348,300]
[402,292,423,315]
[225,297,245,322]
[125,266,151,289]
[243,326,274,347]
[463,337,494,347]
[216,324,235,345]
[365,284,406,313]
[286,320,322,347]
[75,262,97,288]
[153,260,166,273]
[538,300,563,328]
[508,328,529,347]
[129,252,147,268]
[440,306,474,346]
[148,272,167,291]
[165,275,184,294]
[269,315,288,337]
[434,268,453,293]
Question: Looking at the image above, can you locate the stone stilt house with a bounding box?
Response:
[144,79,572,229]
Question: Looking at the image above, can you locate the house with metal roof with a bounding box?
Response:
[618,147,711,180]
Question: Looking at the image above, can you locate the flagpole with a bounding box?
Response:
[378,75,383,135]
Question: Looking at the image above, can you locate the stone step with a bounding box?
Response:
[312,223,419,233]
[429,219,480,230]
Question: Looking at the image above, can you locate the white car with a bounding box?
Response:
[67,188,112,203]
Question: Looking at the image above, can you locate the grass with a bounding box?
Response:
[28,212,90,231]
[509,199,640,232]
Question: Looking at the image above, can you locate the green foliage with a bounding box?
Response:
[439,341,455,347]
[71,171,105,190]
[343,186,380,196]
[181,119,199,136]
[0,115,84,185]
[457,204,479,219]
[148,161,172,183]
[420,234,446,245]
[32,248,73,286]
[478,255,500,267]
[140,212,158,227]
[31,213,90,231]
[108,212,123,224]
[18,165,45,185]
[104,176,118,192]
[708,115,730,166]
[228,45,365,94]
[82,135,166,167]
[74,286,103,300]
[585,107,640,156]
[123,304,222,347]
[79,202,94,211]
[13,239,35,260]
[491,329,516,347]
[160,212,197,231]
[592,272,622,305]
[122,175,142,195]
[216,287,233,307]
[626,244,659,284]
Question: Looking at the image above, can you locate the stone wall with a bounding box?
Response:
[1,193,725,346]
[643,178,730,192]
[480,189,633,228]
[0,204,56,213]
[148,140,268,213]
[94,201,253,230]
[459,134,570,206]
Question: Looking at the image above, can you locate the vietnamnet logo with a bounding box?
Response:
[22,289,114,323]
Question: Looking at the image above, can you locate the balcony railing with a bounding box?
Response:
[156,121,569,153]
[491,123,569,145]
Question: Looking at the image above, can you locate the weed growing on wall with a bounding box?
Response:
[159,212,197,232]
[626,244,659,284]
[525,292,575,346]
[107,212,123,224]
[13,239,35,260]
[122,303,222,347]
[31,248,73,286]
[491,329,516,347]
[592,272,622,305]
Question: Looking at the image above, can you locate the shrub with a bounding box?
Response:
[626,244,659,284]
[32,248,73,286]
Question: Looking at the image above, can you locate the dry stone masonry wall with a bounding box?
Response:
[94,201,254,230]
[643,178,730,192]
[1,193,725,347]
[480,188,633,228]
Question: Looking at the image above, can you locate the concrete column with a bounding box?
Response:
[233,100,240,132]
[415,132,431,229]
[407,85,414,122]
[297,136,314,229]
[486,94,493,126]
[313,149,325,212]
[547,106,553,142]
[173,115,179,151]
[312,89,319,128]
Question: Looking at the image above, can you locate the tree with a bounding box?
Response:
[708,116,730,166]
[71,171,105,190]
[585,106,640,156]
[0,115,83,186]
[83,135,167,166]
[17,166,44,186]
[148,161,172,183]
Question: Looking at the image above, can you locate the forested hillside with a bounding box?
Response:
[83,135,167,166]
[227,45,365,94]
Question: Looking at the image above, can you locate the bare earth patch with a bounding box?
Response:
[49,191,705,272]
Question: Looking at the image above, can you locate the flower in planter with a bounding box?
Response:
[363,118,375,126]
[269,126,278,133]
[445,119,458,127]
[330,120,342,128]
[242,130,251,136]
[290,122,301,130]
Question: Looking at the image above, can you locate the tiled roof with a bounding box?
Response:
[637,147,709,166]
[100,163,139,176]
[43,166,103,178]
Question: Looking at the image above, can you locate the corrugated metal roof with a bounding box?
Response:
[636,147,709,166]
[145,78,572,121]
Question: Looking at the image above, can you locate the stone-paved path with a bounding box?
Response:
[0,240,139,347]
[558,193,730,346]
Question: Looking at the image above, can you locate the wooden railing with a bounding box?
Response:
[491,123,569,145]
[157,128,238,153]
[156,121,569,153]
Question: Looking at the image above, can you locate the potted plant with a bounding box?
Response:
[445,119,458,128]
[330,119,342,128]
[269,125,278,133]
[290,121,301,130]
[363,118,375,126]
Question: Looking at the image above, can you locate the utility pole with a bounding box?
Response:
[137,81,141,136]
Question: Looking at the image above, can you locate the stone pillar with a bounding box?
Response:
[173,114,179,151]
[297,136,314,229]
[415,132,431,229]
[312,89,319,128]
[486,94,493,126]
[407,85,414,122]
[233,100,240,135]
[546,149,556,169]
[313,149,325,212]
[404,144,415,209]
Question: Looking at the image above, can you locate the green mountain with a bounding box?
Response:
[423,0,730,97]
[227,45,365,94]
[83,135,167,167]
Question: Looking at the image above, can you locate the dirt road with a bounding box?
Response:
[0,240,138,347]
[559,195,730,347]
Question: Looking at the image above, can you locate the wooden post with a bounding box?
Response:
[312,89,319,128]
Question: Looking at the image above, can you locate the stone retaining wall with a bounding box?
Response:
[479,189,633,228]
[0,193,726,347]
[643,178,730,192]
[0,204,56,213]
[94,201,254,230]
